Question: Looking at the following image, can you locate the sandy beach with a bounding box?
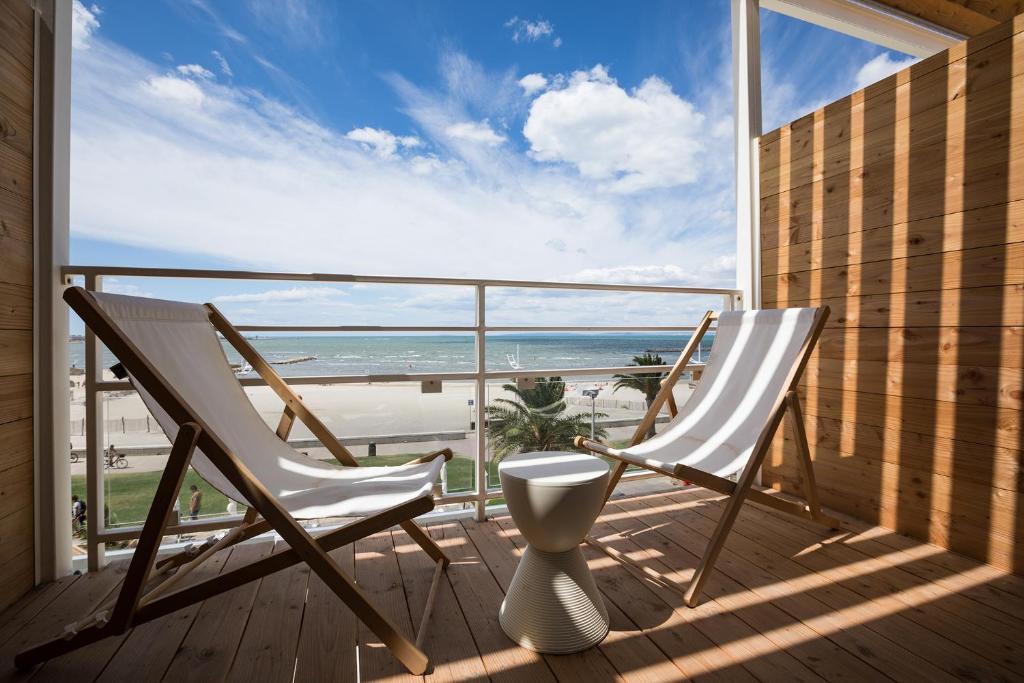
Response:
[68,373,695,473]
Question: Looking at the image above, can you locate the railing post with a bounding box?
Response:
[84,275,106,570]
[474,284,487,522]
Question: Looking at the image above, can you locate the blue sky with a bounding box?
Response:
[68,0,916,332]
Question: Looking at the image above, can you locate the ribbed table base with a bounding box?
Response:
[499,545,609,654]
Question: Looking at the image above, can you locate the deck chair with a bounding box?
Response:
[575,306,835,607]
[16,287,453,675]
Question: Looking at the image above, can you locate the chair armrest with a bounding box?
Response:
[403,448,454,466]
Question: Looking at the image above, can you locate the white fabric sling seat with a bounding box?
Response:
[91,291,444,519]
[576,305,834,608]
[596,308,817,479]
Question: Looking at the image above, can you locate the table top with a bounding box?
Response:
[498,451,609,487]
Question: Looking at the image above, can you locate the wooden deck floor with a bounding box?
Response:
[3,486,1024,682]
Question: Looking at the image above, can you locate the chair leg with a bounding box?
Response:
[785,392,825,524]
[684,483,751,607]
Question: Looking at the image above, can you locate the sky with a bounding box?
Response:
[68,0,917,332]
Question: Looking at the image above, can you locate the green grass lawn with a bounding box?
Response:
[70,445,630,530]
[71,452,494,529]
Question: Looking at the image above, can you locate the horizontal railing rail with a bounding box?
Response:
[65,265,740,570]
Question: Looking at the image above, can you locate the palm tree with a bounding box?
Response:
[613,353,667,440]
[485,377,607,461]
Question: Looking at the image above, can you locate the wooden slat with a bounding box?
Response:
[698,493,1024,679]
[763,242,1024,304]
[390,524,488,682]
[0,0,34,71]
[0,189,33,288]
[621,493,957,683]
[0,373,31,426]
[0,282,32,329]
[787,284,1024,329]
[293,544,359,683]
[873,0,1001,35]
[162,540,275,681]
[0,458,32,520]
[0,549,33,615]
[0,418,31,473]
[798,356,1022,410]
[772,412,1023,492]
[796,383,1020,451]
[762,199,1024,277]
[438,520,556,682]
[815,325,1024,368]
[93,547,235,682]
[226,540,311,683]
[0,329,31,377]
[351,530,421,682]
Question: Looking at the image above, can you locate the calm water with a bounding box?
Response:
[69,333,715,378]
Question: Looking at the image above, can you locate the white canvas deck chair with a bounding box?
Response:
[16,287,453,675]
[575,306,836,607]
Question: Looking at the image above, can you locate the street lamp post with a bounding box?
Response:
[582,387,601,439]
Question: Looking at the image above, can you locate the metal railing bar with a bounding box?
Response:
[232,325,479,333]
[92,363,698,393]
[61,265,742,296]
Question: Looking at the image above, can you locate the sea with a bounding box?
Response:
[69,333,715,378]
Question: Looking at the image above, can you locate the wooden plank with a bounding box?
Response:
[0,373,31,426]
[0,0,34,72]
[0,502,31,564]
[471,516,664,682]
[390,524,489,682]
[0,330,31,377]
[761,65,1024,200]
[0,571,81,647]
[0,136,30,199]
[695,494,1024,679]
[759,19,1024,184]
[437,520,556,683]
[0,88,33,158]
[621,493,951,683]
[764,443,1024,568]
[795,383,1020,451]
[0,458,32,520]
[584,515,825,682]
[596,500,880,682]
[763,243,1024,305]
[161,540,274,682]
[226,540,311,683]
[351,529,421,682]
[0,189,33,288]
[815,325,1023,368]
[798,356,1022,410]
[0,418,32,472]
[293,544,359,683]
[790,284,1024,329]
[93,546,235,683]
[874,0,1000,35]
[770,413,1023,492]
[0,549,33,616]
[0,560,129,678]
[0,282,32,329]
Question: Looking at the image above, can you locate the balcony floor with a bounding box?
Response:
[3,485,1024,682]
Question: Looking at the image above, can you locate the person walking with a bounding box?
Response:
[188,485,202,520]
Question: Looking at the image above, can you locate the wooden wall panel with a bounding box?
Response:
[0,0,34,611]
[760,15,1024,573]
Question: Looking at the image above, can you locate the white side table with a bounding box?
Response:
[498,451,610,654]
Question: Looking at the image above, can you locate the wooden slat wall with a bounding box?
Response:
[760,14,1024,572]
[0,0,34,611]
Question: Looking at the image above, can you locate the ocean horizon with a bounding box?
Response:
[69,332,715,378]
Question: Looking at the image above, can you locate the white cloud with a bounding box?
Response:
[212,287,347,303]
[103,279,153,298]
[69,40,737,326]
[505,17,559,46]
[854,52,918,90]
[518,73,548,96]
[345,127,422,160]
[444,121,505,146]
[246,0,324,48]
[176,63,215,80]
[72,1,101,50]
[211,50,233,77]
[523,65,706,193]
[143,75,205,107]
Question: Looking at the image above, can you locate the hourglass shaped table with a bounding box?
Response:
[498,451,610,654]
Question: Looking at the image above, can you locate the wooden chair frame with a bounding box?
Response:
[15,287,453,675]
[575,306,837,607]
